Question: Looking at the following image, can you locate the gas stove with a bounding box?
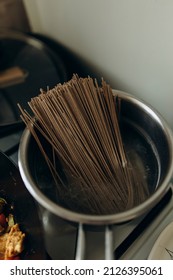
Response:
[0,127,173,260]
[0,31,173,260]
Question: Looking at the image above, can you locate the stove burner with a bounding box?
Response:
[114,188,172,259]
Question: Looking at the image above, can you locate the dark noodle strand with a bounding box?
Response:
[18,75,149,215]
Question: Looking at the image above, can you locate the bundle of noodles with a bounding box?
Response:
[18,75,149,215]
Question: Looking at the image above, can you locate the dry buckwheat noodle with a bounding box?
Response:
[18,75,149,215]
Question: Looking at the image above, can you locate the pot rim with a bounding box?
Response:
[18,90,173,225]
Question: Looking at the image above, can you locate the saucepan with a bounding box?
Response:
[18,90,173,259]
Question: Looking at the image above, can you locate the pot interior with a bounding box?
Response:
[19,92,173,223]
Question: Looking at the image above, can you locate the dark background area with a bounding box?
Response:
[0,0,31,32]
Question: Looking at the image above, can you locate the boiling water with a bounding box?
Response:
[31,120,160,214]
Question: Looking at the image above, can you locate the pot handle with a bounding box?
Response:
[75,223,114,260]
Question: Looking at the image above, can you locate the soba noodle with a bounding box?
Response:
[18,75,149,215]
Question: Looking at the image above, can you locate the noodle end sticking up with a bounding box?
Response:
[18,75,150,215]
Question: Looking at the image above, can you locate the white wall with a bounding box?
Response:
[24,0,173,128]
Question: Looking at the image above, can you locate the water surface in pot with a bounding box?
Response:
[19,91,173,225]
[28,113,159,214]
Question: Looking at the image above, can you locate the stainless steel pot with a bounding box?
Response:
[18,90,173,259]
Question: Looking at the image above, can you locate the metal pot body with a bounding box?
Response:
[37,205,77,259]
[18,90,173,259]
